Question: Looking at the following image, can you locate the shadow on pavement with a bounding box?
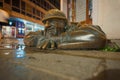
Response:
[87,69,120,80]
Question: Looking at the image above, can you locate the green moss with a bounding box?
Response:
[102,43,120,52]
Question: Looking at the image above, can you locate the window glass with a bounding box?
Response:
[4,0,10,4]
[12,0,20,7]
[0,2,3,8]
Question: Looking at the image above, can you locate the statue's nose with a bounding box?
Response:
[45,21,50,28]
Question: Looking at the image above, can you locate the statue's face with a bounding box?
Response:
[44,18,66,37]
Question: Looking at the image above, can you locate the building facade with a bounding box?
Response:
[61,0,92,24]
[0,0,60,38]
[92,0,120,39]
[61,0,120,39]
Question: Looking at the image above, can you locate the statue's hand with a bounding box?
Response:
[24,33,38,47]
[36,37,58,50]
[24,31,43,47]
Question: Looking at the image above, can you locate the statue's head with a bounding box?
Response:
[42,9,67,25]
[42,9,68,37]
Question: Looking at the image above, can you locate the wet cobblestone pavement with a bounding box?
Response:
[0,39,120,80]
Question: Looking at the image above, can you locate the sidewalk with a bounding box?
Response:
[13,49,120,80]
[0,39,120,80]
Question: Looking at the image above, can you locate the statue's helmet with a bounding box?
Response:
[42,9,67,24]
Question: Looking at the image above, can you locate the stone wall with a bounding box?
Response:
[93,0,120,39]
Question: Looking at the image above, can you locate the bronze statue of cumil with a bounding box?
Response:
[24,9,107,50]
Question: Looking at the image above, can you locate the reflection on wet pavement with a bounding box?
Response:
[0,38,26,58]
[15,45,26,58]
[0,45,26,58]
[0,38,29,80]
[0,42,60,80]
